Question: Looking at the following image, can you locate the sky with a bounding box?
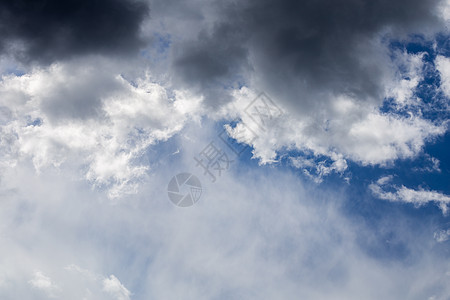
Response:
[0,0,449,299]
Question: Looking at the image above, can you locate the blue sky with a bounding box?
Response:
[0,0,450,299]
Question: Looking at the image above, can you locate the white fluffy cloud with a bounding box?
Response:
[224,72,446,169]
[0,58,203,198]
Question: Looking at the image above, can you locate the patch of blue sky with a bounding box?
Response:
[333,134,450,260]
[140,32,172,63]
[26,116,43,127]
[382,35,449,122]
[143,132,184,170]
[270,149,449,262]
[220,74,247,91]
[0,64,25,77]
[151,32,172,55]
[271,130,450,211]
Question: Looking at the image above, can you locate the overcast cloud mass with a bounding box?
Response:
[0,0,450,299]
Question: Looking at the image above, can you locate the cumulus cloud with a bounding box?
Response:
[0,0,149,63]
[370,175,450,214]
[143,0,449,173]
[0,58,203,198]
[223,84,446,167]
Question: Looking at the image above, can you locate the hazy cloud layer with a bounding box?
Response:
[1,145,450,299]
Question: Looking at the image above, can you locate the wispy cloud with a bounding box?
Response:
[370,175,450,214]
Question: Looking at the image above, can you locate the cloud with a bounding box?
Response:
[1,0,447,189]
[168,0,445,107]
[144,0,449,173]
[412,154,442,173]
[64,265,132,299]
[1,143,450,299]
[223,85,446,167]
[142,0,449,172]
[436,55,450,98]
[28,271,60,298]
[0,58,203,198]
[289,154,348,183]
[0,0,149,63]
[3,56,435,195]
[0,1,449,300]
[103,275,131,300]
[434,229,450,242]
[370,175,450,214]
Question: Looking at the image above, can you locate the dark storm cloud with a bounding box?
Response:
[173,22,250,107]
[172,0,445,109]
[0,0,149,63]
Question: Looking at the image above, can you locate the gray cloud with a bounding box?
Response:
[172,22,250,108]
[171,0,445,109]
[0,0,149,64]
